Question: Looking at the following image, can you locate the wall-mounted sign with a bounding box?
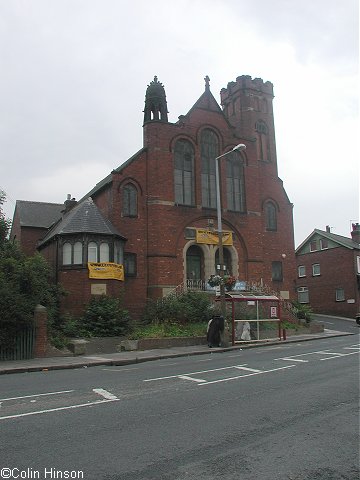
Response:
[91,284,107,295]
[196,229,233,246]
[88,262,124,281]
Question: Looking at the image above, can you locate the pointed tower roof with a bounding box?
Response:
[143,75,169,123]
[38,198,126,247]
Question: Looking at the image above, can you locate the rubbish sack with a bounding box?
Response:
[207,315,224,347]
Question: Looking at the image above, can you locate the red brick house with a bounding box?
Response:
[10,74,297,320]
[295,224,360,318]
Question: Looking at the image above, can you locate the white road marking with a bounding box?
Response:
[178,375,207,383]
[144,364,248,382]
[274,350,331,361]
[0,399,118,421]
[316,351,344,356]
[278,357,309,363]
[93,388,119,400]
[199,365,296,386]
[0,390,74,402]
[320,352,360,361]
[233,366,263,373]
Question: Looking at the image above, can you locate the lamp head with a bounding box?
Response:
[233,143,246,152]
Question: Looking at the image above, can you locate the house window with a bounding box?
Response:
[174,139,195,206]
[123,184,137,217]
[272,261,283,282]
[62,242,72,265]
[320,238,328,250]
[357,256,360,274]
[100,243,110,262]
[335,288,345,302]
[201,129,219,208]
[312,264,321,276]
[226,151,246,212]
[114,241,124,264]
[265,201,277,231]
[298,265,306,277]
[73,242,83,264]
[124,253,137,277]
[88,242,98,262]
[297,287,309,304]
[309,240,317,252]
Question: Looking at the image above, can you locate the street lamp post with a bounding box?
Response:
[215,143,246,347]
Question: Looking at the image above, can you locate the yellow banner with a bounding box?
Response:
[196,229,233,246]
[88,262,124,281]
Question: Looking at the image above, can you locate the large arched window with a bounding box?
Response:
[201,129,219,208]
[265,201,277,231]
[174,139,195,205]
[123,184,137,217]
[226,151,246,212]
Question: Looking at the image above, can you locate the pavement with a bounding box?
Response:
[0,328,356,375]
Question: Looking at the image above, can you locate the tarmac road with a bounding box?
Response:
[0,332,359,480]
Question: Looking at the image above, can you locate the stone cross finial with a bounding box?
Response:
[204,75,210,90]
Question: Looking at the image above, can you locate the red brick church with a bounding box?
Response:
[10,74,297,319]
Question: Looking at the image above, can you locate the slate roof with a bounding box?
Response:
[14,200,63,228]
[296,228,360,253]
[38,197,126,246]
[81,148,146,201]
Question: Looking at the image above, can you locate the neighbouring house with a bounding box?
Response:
[10,74,297,320]
[295,224,360,318]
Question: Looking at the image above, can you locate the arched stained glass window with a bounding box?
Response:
[174,139,195,205]
[201,129,219,208]
[226,151,246,212]
[255,120,270,162]
[265,201,277,231]
[123,184,137,217]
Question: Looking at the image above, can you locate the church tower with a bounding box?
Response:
[220,75,278,172]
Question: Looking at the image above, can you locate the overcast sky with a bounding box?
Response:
[0,0,358,247]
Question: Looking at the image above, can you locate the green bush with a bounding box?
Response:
[80,296,131,337]
[0,242,64,347]
[292,301,313,322]
[141,291,213,325]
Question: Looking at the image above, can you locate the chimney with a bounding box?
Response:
[326,225,331,233]
[351,223,360,244]
[63,194,77,213]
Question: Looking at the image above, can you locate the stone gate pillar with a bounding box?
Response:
[34,304,48,358]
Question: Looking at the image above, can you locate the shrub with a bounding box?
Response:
[292,301,313,323]
[81,296,131,337]
[0,243,64,347]
[141,291,213,325]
